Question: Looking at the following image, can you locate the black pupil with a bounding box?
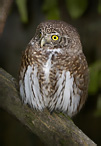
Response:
[54,36,56,39]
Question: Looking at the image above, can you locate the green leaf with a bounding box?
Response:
[65,0,88,19]
[94,96,101,117]
[42,0,60,20]
[88,60,101,95]
[98,0,101,14]
[16,0,28,23]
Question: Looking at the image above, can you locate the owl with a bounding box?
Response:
[19,20,89,117]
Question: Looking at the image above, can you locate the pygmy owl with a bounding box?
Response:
[19,20,89,117]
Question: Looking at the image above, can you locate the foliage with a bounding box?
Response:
[16,0,28,23]
[94,95,101,117]
[88,60,101,95]
[88,60,101,117]
[15,0,101,22]
[42,0,60,19]
[98,0,101,14]
[65,0,88,19]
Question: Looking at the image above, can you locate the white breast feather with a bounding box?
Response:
[20,65,45,110]
[31,66,45,109]
[50,71,65,111]
[63,71,80,116]
[43,49,61,83]
[43,53,52,83]
[49,70,80,117]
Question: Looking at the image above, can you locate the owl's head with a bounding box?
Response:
[33,20,82,53]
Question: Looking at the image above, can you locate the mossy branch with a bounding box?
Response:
[0,67,96,146]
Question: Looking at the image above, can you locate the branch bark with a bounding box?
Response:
[0,67,96,146]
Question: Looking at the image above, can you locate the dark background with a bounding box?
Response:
[0,0,101,145]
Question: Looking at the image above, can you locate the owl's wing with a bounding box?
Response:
[48,53,89,117]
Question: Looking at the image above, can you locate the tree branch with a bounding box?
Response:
[0,0,13,35]
[0,67,96,146]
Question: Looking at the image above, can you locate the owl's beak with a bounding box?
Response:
[41,37,46,47]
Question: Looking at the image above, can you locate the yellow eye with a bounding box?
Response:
[51,35,59,41]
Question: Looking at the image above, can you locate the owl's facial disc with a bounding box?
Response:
[40,33,60,48]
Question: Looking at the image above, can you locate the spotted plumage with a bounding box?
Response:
[19,20,89,117]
